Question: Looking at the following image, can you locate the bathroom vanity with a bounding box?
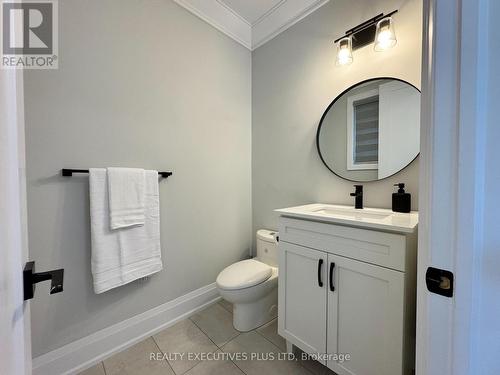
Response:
[275,204,418,375]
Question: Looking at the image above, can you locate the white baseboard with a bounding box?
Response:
[32,283,220,375]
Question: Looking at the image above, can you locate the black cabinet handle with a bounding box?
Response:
[329,262,335,292]
[317,259,324,287]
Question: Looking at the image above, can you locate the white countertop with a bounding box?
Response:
[275,203,418,233]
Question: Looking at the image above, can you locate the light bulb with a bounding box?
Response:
[336,37,353,66]
[374,17,397,51]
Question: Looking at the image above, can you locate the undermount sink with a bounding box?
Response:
[275,203,418,233]
[312,206,392,220]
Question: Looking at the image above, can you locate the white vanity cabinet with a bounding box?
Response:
[279,242,328,355]
[277,210,417,375]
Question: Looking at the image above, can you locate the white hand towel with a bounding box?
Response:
[107,167,146,230]
[89,168,162,294]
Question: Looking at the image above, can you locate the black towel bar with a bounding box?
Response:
[61,169,172,178]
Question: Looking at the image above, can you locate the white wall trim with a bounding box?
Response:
[32,283,220,375]
[416,1,459,373]
[416,0,493,374]
[0,55,31,375]
[172,0,330,50]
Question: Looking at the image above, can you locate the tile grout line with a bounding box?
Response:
[254,328,284,350]
[218,341,249,375]
[191,303,312,375]
[252,319,287,352]
[89,297,319,375]
[221,329,316,375]
[188,303,241,349]
[96,301,315,375]
[151,334,178,375]
[218,300,233,314]
[217,321,286,375]
[188,315,240,350]
[253,323,317,375]
[189,308,250,375]
[150,307,223,375]
[181,317,230,375]
[228,359,247,375]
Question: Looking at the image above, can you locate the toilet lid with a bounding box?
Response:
[216,259,272,290]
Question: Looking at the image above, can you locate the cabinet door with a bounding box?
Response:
[327,253,405,375]
[278,242,327,359]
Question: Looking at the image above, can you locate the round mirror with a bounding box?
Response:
[316,78,420,182]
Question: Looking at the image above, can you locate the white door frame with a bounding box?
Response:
[417,0,496,374]
[0,45,31,375]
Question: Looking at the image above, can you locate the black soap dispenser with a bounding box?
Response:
[392,183,411,213]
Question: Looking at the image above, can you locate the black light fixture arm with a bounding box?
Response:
[333,10,398,44]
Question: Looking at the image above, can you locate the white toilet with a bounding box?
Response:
[216,229,278,332]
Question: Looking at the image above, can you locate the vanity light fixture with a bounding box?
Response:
[336,37,353,66]
[334,10,398,65]
[374,17,397,51]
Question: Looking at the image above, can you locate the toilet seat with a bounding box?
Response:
[216,259,272,290]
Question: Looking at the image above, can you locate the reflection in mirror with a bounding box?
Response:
[317,78,420,182]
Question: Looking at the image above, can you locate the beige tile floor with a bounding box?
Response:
[78,300,336,375]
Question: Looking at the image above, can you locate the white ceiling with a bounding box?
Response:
[172,0,330,50]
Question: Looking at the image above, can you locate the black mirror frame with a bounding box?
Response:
[316,77,421,183]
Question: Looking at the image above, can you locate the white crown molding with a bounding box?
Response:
[32,283,220,375]
[172,0,330,50]
[215,0,252,26]
[251,0,330,49]
[172,0,252,49]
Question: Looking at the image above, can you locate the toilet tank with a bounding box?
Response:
[256,229,278,267]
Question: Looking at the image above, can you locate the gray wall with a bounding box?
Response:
[24,0,251,357]
[252,0,422,234]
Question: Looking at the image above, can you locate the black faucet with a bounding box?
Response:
[350,185,363,209]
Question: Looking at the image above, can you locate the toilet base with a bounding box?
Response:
[232,288,278,332]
